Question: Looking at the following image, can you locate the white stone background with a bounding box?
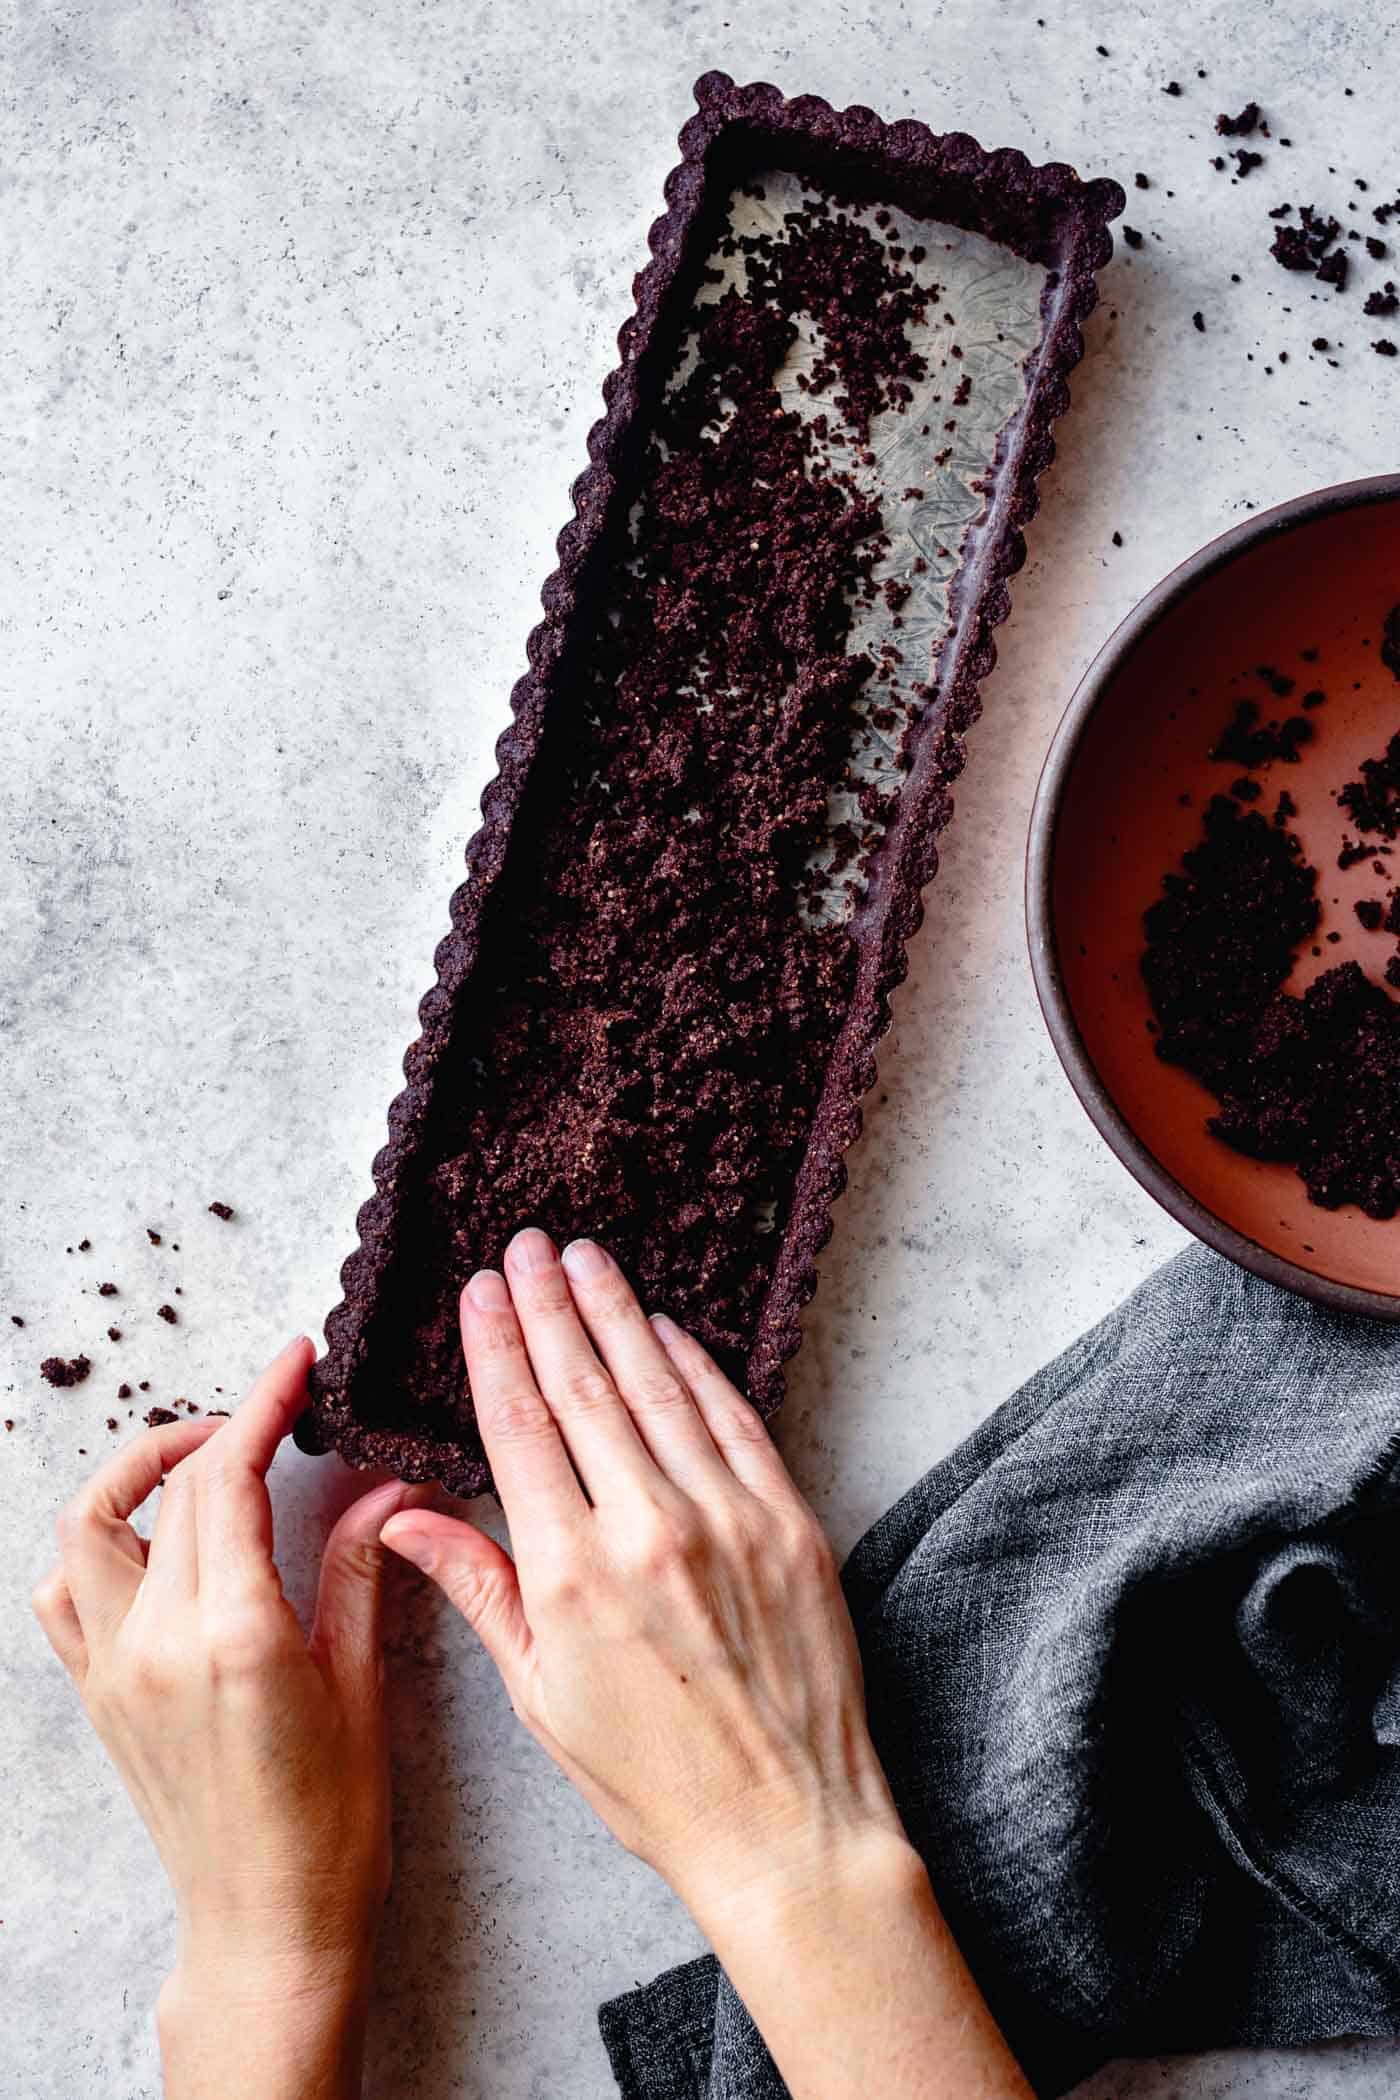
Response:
[3,0,1398,2093]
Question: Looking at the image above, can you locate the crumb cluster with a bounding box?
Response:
[1143,631,1400,1218]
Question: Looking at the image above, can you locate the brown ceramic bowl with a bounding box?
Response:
[1027,474,1400,1318]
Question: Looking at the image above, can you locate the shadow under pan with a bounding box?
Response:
[1030,476,1400,1315]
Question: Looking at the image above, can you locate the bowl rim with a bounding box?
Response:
[1025,471,1400,1320]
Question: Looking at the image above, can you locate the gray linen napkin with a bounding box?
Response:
[599,1245,1400,2097]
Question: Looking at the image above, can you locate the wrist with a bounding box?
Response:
[158,1953,370,2100]
[677,1807,925,1955]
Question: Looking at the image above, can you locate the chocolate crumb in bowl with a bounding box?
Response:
[1339,729,1400,836]
[10,1315,23,1328]
[1379,606,1400,682]
[1211,699,1312,766]
[97,1282,117,1296]
[1038,482,1400,1313]
[156,1303,177,1324]
[302,74,1124,1495]
[40,1354,91,1388]
[207,1201,235,1220]
[144,1407,178,1428]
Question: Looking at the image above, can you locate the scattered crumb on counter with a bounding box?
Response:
[40,1354,91,1389]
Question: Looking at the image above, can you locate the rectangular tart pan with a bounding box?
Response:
[297,72,1124,1494]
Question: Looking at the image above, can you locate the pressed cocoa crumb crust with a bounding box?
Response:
[301,75,1122,1495]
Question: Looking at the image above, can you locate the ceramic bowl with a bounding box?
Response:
[1027,474,1400,1318]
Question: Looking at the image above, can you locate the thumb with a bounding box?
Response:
[311,1477,434,1699]
[380,1509,531,1684]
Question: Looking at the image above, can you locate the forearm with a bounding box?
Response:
[157,1957,368,2100]
[687,1828,1033,2100]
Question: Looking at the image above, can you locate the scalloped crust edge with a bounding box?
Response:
[296,72,1125,1497]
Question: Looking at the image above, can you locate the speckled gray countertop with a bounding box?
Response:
[3,2,1398,2094]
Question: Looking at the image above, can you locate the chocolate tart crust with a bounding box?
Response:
[298,73,1123,1495]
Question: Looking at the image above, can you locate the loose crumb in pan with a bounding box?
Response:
[144,1407,178,1428]
[319,179,995,1446]
[207,1202,235,1220]
[156,1304,178,1324]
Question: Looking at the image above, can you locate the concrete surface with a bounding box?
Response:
[3,0,1397,2092]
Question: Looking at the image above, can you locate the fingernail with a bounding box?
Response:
[649,1313,681,1344]
[373,1480,436,1520]
[380,1517,435,1572]
[466,1268,510,1311]
[561,1238,610,1282]
[507,1227,556,1275]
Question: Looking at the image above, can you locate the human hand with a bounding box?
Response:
[31,1338,428,2100]
[380,1236,1032,2100]
[378,1231,906,1927]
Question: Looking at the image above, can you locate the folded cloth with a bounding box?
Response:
[599,1245,1400,2098]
